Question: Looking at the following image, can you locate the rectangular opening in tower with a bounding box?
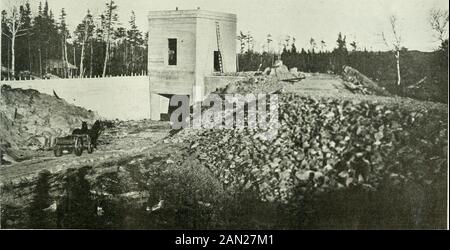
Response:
[168,38,177,65]
[214,51,221,72]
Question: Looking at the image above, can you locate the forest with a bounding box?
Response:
[1,0,147,79]
[1,1,448,103]
[238,32,448,103]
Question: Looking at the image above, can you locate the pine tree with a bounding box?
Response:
[237,31,247,54]
[19,2,32,73]
[102,0,119,77]
[350,41,357,51]
[333,32,348,73]
[336,33,347,50]
[291,37,297,54]
[246,31,254,52]
[43,0,49,17]
[127,11,143,74]
[59,8,70,77]
[112,26,126,75]
[32,0,60,77]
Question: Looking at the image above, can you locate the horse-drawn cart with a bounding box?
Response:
[53,134,94,157]
[53,121,103,157]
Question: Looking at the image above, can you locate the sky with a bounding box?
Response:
[3,0,449,52]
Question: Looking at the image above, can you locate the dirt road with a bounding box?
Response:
[0,120,172,183]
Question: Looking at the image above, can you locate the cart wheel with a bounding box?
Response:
[54,146,63,157]
[74,137,83,156]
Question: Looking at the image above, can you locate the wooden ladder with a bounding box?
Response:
[215,21,224,73]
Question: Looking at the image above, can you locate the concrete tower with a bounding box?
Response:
[148,9,237,120]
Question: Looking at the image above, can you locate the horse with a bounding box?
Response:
[72,120,105,149]
[72,122,89,135]
[88,120,104,149]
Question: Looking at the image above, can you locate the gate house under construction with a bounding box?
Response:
[148,9,237,120]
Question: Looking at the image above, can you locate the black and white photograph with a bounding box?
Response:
[0,0,448,235]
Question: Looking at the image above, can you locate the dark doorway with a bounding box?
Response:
[168,39,177,65]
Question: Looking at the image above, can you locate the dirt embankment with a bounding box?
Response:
[0,84,98,161]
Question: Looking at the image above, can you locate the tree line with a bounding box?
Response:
[1,0,147,79]
[237,10,448,103]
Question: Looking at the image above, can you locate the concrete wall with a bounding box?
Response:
[196,13,237,76]
[0,76,157,121]
[148,14,197,96]
[1,75,247,122]
[195,13,236,101]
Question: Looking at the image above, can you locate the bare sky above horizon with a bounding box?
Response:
[5,0,450,52]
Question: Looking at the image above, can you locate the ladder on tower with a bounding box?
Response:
[215,21,224,73]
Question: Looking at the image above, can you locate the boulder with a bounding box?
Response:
[342,66,391,96]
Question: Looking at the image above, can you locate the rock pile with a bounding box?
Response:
[262,60,305,81]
